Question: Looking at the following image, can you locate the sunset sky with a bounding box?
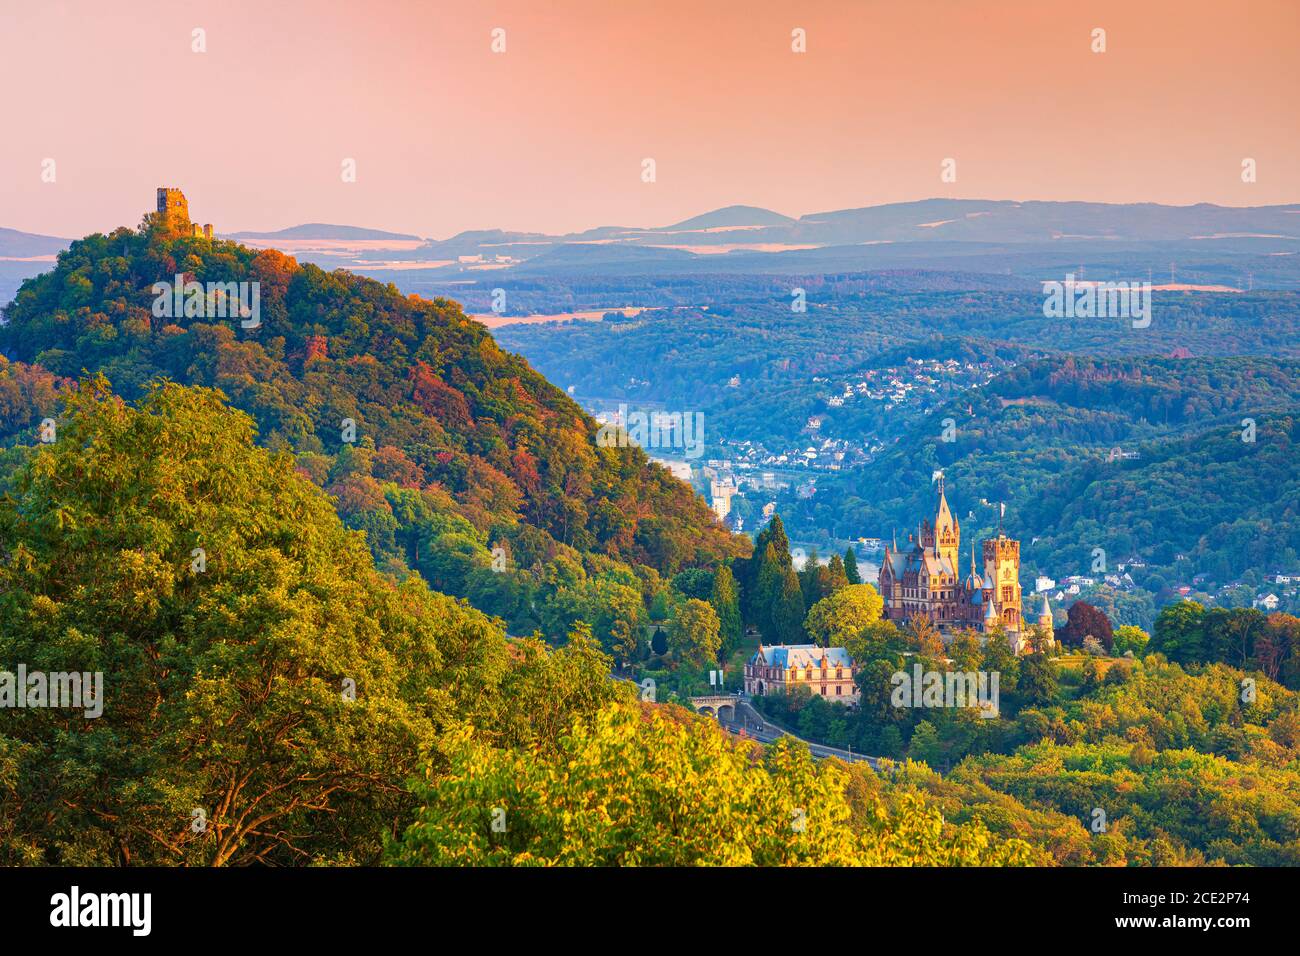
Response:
[1,0,1296,238]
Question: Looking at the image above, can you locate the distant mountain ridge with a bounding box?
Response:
[361,198,1300,288]
[6,198,1300,304]
[0,226,71,258]
[227,223,422,241]
[663,204,798,231]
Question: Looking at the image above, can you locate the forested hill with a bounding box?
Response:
[0,217,745,631]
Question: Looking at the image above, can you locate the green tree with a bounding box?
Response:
[909,721,943,768]
[877,724,904,759]
[843,547,862,585]
[1151,600,1206,664]
[1018,652,1059,707]
[710,564,743,659]
[982,630,1020,695]
[669,598,723,667]
[804,584,884,647]
[0,378,510,866]
[771,565,807,644]
[743,515,792,625]
[949,629,983,671]
[1113,624,1150,657]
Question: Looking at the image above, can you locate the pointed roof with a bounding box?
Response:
[935,477,955,531]
[1039,593,1053,620]
[963,541,983,589]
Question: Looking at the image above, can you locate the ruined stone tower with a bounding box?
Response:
[154,187,213,239]
[157,188,189,227]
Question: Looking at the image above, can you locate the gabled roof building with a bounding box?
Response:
[744,644,859,704]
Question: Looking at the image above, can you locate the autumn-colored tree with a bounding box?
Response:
[826,554,850,592]
[1058,600,1115,652]
[387,702,1034,866]
[1256,613,1300,687]
[907,614,945,658]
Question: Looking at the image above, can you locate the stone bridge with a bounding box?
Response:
[687,694,740,721]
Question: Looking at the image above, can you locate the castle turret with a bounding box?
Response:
[1037,593,1053,629]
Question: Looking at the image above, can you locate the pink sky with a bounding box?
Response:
[1,0,1297,239]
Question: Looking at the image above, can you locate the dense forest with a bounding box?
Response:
[0,215,745,645]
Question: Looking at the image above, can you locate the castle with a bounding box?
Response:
[156,187,213,240]
[878,477,1052,654]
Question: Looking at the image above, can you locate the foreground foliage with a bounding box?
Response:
[388,701,1035,866]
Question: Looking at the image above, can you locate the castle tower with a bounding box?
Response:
[931,475,960,572]
[983,535,1022,631]
[156,187,190,232]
